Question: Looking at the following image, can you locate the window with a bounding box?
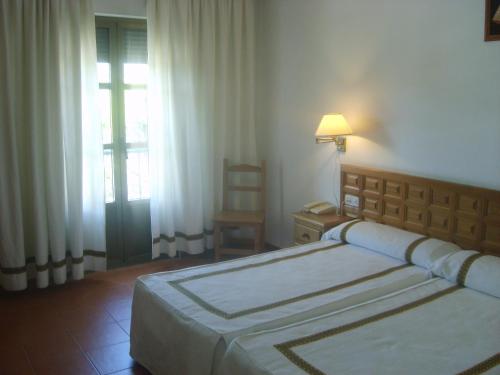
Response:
[96,18,149,204]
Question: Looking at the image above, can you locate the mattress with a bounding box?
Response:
[218,278,500,375]
[130,239,435,375]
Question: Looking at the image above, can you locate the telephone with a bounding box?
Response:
[302,201,337,215]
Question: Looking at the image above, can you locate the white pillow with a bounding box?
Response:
[431,250,479,282]
[433,250,500,298]
[410,238,461,270]
[323,220,459,266]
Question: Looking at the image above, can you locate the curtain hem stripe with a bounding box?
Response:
[153,230,214,244]
[0,250,106,274]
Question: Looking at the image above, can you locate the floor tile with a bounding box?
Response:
[24,331,82,361]
[109,363,151,375]
[1,257,214,375]
[105,297,133,321]
[86,341,134,375]
[0,343,35,375]
[28,350,98,375]
[59,305,115,331]
[117,319,131,335]
[71,321,129,351]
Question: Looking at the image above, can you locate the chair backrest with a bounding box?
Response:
[222,159,266,212]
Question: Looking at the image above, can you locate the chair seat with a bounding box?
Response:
[214,210,265,225]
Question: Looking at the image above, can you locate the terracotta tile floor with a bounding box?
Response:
[0,256,213,375]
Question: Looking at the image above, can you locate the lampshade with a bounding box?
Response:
[494,5,500,23]
[315,114,352,137]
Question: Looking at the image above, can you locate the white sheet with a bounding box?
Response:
[219,278,500,375]
[130,240,432,375]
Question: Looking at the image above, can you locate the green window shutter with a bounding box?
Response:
[123,29,147,63]
[96,27,110,63]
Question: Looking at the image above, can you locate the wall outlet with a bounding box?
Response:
[345,194,359,207]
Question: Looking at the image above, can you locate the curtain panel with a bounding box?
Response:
[147,0,258,257]
[0,0,106,291]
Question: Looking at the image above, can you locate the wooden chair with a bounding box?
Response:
[214,159,266,261]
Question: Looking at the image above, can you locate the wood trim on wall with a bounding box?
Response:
[340,164,500,256]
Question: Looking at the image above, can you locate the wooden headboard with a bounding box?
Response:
[340,164,500,257]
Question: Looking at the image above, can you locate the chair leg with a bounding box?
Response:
[260,223,266,251]
[254,225,261,254]
[223,227,232,248]
[214,223,221,261]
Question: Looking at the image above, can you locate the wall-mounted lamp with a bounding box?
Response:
[494,5,500,23]
[315,113,353,152]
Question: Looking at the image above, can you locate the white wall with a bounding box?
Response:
[258,0,500,247]
[93,0,146,18]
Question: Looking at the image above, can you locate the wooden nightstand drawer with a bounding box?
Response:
[292,212,352,245]
[294,223,321,244]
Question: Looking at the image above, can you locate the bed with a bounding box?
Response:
[130,164,500,375]
[218,252,500,375]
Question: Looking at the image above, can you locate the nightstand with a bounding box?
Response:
[292,212,352,245]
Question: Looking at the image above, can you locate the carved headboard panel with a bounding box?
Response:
[341,164,500,256]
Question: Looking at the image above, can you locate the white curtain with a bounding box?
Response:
[147,0,258,257]
[0,0,106,291]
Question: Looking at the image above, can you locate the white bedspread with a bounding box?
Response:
[130,240,432,375]
[219,278,500,375]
